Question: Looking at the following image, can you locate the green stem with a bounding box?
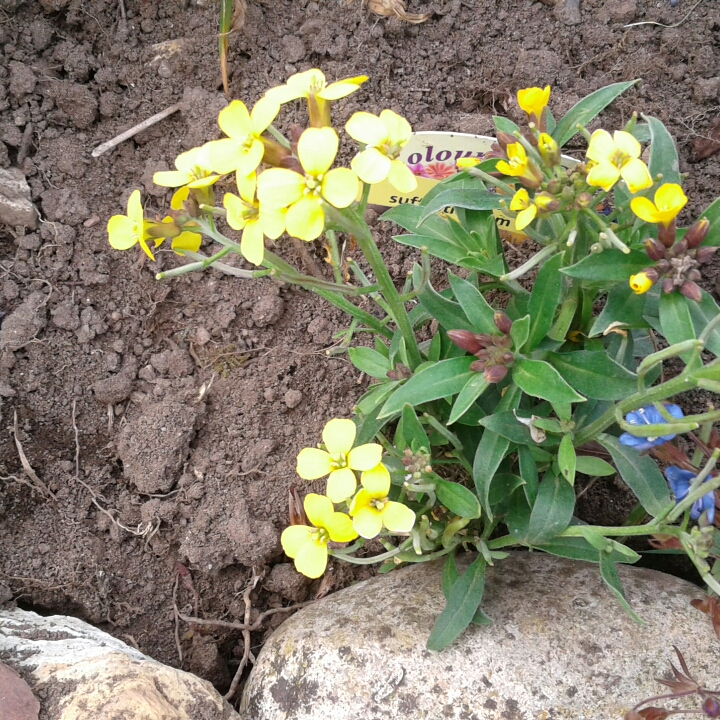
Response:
[499,244,558,282]
[325,230,343,284]
[157,245,248,279]
[266,124,290,148]
[467,167,516,195]
[558,523,675,538]
[329,539,412,565]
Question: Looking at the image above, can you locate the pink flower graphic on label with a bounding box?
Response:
[407,163,427,177]
[423,162,457,180]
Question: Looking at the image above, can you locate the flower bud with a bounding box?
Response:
[494,312,512,334]
[261,138,293,168]
[447,330,483,355]
[484,364,508,384]
[575,192,592,209]
[680,280,702,302]
[644,238,666,261]
[696,246,718,264]
[658,220,676,248]
[687,268,702,282]
[546,179,561,194]
[501,352,515,365]
[538,132,560,167]
[496,132,515,151]
[703,696,720,718]
[662,278,675,294]
[656,259,670,273]
[469,359,487,373]
[629,271,655,295]
[685,217,710,248]
[535,193,560,213]
[670,238,688,256]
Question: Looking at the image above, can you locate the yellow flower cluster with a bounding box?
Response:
[108,69,418,268]
[282,418,416,578]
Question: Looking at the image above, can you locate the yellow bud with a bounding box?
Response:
[457,157,481,169]
[537,132,559,167]
[629,272,654,295]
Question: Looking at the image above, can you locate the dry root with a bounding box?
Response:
[365,0,432,23]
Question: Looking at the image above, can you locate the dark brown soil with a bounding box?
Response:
[0,0,719,703]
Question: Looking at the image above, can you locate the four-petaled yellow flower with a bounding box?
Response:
[206,97,280,177]
[257,127,359,242]
[345,110,418,193]
[585,130,653,194]
[349,463,416,539]
[281,494,357,578]
[630,183,687,227]
[517,86,551,124]
[496,143,541,188]
[296,418,383,502]
[629,271,654,295]
[108,190,155,259]
[509,188,557,230]
[223,172,286,266]
[153,145,221,189]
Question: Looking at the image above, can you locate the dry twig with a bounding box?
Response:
[11,411,54,499]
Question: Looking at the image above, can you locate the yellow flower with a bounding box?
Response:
[205,97,280,176]
[157,217,202,255]
[345,110,418,193]
[509,188,557,230]
[349,463,416,539]
[517,85,551,123]
[496,143,541,188]
[629,272,654,294]
[170,186,190,211]
[630,183,687,227]
[223,172,286,266]
[456,157,481,169]
[295,418,383,503]
[537,132,559,167]
[266,69,367,126]
[153,144,221,189]
[108,190,155,260]
[257,127,358,242]
[585,130,653,194]
[281,494,357,578]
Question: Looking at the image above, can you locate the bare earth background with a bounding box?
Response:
[0,0,719,699]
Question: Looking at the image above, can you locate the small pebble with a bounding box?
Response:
[284,389,303,409]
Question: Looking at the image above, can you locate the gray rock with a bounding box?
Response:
[0,291,47,351]
[92,373,134,405]
[0,608,240,720]
[284,389,303,409]
[242,553,719,720]
[252,294,284,327]
[8,61,36,98]
[0,167,37,228]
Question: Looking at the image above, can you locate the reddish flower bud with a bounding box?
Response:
[501,352,515,365]
[670,238,688,256]
[685,217,710,248]
[484,364,508,384]
[658,220,676,248]
[474,349,491,362]
[643,267,660,283]
[687,268,702,282]
[469,359,487,372]
[494,312,512,334]
[662,278,675,294]
[644,238,666,261]
[496,132,515,151]
[696,246,718,264]
[703,696,720,718]
[680,280,702,302]
[655,259,670,273]
[447,330,483,354]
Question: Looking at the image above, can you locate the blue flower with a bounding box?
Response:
[665,466,715,523]
[618,404,684,451]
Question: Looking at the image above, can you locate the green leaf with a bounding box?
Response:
[688,289,720,357]
[545,351,638,400]
[435,478,482,519]
[526,253,564,351]
[518,445,539,505]
[447,273,497,334]
[599,434,671,515]
[599,553,642,623]
[394,234,473,267]
[354,399,395,446]
[400,404,430,450]
[589,283,650,337]
[473,430,510,520]
[524,472,576,544]
[576,456,616,477]
[379,357,476,418]
[561,250,649,281]
[659,291,696,348]
[441,553,458,599]
[449,374,489,425]
[418,278,474,333]
[536,536,634,563]
[427,555,487,651]
[479,411,545,446]
[558,434,576,485]
[493,116,522,135]
[419,189,502,223]
[347,347,391,379]
[697,196,720,247]
[510,314,530,352]
[488,472,525,507]
[552,81,639,147]
[512,358,586,404]
[644,114,681,186]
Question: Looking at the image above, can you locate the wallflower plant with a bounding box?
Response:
[109,73,720,653]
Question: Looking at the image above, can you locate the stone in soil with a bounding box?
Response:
[242,553,719,720]
[0,291,47,352]
[0,167,38,228]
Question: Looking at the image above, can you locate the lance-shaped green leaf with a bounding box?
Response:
[524,472,576,544]
[558,434,576,485]
[448,273,497,334]
[435,477,482,519]
[518,444,539,505]
[379,357,476,417]
[479,411,552,446]
[599,552,642,623]
[561,249,649,281]
[397,404,430,450]
[526,252,564,351]
[417,278,474,332]
[552,80,638,147]
[575,456,616,477]
[428,555,487,651]
[589,283,650,336]
[688,289,720,357]
[348,347,391,379]
[697,196,720,247]
[473,430,510,519]
[512,358,586,404]
[493,115,522,135]
[644,114,681,186]
[394,234,469,266]
[546,351,638,400]
[419,189,503,223]
[536,536,631,564]
[510,314,530,352]
[599,434,671,515]
[659,291,696,350]
[449,374,489,425]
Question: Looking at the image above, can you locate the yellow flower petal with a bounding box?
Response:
[326,467,357,503]
[629,272,653,294]
[517,86,550,120]
[613,130,641,160]
[240,219,264,266]
[351,148,392,185]
[345,112,388,147]
[387,160,418,193]
[381,501,416,533]
[495,159,515,177]
[257,168,306,208]
[186,174,219,189]
[127,190,143,226]
[218,100,253,140]
[586,129,615,164]
[206,139,239,175]
[360,463,390,496]
[139,238,156,261]
[235,139,266,177]
[352,506,383,539]
[322,418,356,456]
[170,186,190,211]
[304,493,335,527]
[107,215,137,250]
[223,193,248,231]
[296,448,333,480]
[349,487,372,514]
[285,196,325,241]
[171,231,201,254]
[323,511,358,543]
[259,205,286,240]
[153,170,192,188]
[289,68,325,93]
[655,183,687,214]
[298,127,338,176]
[281,525,313,558]
[318,76,368,100]
[629,196,659,224]
[294,537,328,578]
[509,188,530,212]
[515,204,537,231]
[236,171,257,204]
[379,109,412,145]
[322,168,359,208]
[250,96,280,135]
[347,443,383,472]
[620,158,653,194]
[586,161,620,192]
